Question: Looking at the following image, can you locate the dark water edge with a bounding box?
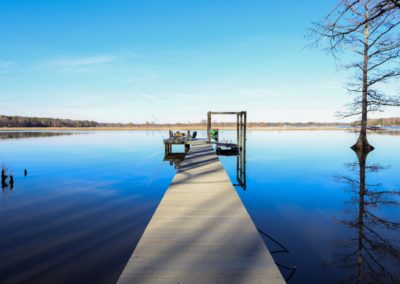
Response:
[0,130,399,283]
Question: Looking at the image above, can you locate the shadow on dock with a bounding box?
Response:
[118,141,284,283]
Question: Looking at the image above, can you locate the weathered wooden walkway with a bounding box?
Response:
[118,140,285,284]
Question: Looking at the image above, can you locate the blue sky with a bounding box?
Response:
[0,0,398,123]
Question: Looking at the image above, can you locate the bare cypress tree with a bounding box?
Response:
[341,1,400,29]
[311,0,400,152]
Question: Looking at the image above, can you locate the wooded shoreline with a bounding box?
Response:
[0,126,351,131]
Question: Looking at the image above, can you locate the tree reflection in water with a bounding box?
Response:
[335,147,400,283]
[0,131,79,140]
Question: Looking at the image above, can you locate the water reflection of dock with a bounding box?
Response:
[118,140,284,283]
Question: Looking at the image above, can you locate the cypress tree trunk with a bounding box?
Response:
[352,6,374,153]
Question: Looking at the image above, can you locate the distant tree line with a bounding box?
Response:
[356,117,400,126]
[1,114,399,128]
[0,115,141,128]
[213,122,347,127]
[0,115,103,127]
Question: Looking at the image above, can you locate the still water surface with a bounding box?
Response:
[0,130,399,283]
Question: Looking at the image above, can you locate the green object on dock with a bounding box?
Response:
[209,128,219,140]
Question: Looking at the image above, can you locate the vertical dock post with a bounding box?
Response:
[207,111,211,143]
[236,113,240,181]
[242,111,247,189]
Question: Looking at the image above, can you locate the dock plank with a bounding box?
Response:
[118,140,285,284]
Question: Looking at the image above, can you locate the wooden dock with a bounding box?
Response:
[118,140,285,284]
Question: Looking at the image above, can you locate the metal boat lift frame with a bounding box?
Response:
[207,111,247,189]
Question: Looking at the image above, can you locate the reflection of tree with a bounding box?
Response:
[335,147,400,283]
[0,131,75,140]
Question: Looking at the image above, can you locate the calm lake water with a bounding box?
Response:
[0,130,399,283]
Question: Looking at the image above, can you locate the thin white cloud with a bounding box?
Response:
[0,60,19,74]
[139,94,161,102]
[0,60,19,68]
[42,55,118,74]
[47,55,116,67]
